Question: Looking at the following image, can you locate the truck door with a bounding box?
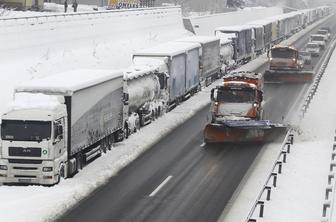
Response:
[53,118,66,158]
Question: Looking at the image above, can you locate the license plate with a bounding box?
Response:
[18,178,32,183]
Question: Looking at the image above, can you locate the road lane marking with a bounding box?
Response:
[149,175,173,197]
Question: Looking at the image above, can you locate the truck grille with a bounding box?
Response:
[13,167,38,170]
[14,175,36,178]
[8,159,42,164]
[9,147,41,157]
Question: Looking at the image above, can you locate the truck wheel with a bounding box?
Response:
[124,123,129,139]
[76,154,84,171]
[107,135,114,150]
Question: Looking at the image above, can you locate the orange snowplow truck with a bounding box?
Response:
[204,71,284,144]
[264,45,313,83]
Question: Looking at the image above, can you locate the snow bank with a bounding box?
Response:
[188,7,283,35]
[0,7,191,116]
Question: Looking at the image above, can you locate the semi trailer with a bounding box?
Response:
[133,41,201,110]
[0,69,126,185]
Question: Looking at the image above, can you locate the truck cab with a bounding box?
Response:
[209,72,263,123]
[268,46,301,71]
[0,93,68,185]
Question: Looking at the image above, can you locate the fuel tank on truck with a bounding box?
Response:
[124,66,161,113]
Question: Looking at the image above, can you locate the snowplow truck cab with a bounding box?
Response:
[209,72,263,122]
[204,71,286,144]
[265,45,313,83]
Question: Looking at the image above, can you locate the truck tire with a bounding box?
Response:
[76,154,84,171]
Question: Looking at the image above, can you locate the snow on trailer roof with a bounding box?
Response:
[248,19,273,26]
[15,69,123,96]
[133,41,201,57]
[176,36,220,44]
[215,25,252,32]
[124,64,160,80]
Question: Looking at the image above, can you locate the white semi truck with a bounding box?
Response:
[0,69,126,185]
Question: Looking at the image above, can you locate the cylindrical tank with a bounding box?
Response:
[126,72,160,114]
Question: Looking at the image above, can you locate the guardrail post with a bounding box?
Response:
[325,186,332,200]
[282,151,287,163]
[328,174,334,185]
[286,143,291,153]
[271,173,277,187]
[322,201,331,217]
[258,201,264,217]
[265,186,272,201]
[330,162,336,172]
[289,134,294,144]
[277,161,282,174]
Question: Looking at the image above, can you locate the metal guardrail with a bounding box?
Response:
[245,130,294,222]
[0,6,179,26]
[300,36,336,119]
[318,38,336,221]
[321,134,336,222]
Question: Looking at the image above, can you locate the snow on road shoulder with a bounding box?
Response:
[0,79,215,222]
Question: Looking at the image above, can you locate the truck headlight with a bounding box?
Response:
[0,165,8,170]
[42,167,53,172]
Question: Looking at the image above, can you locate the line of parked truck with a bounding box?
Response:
[0,6,332,185]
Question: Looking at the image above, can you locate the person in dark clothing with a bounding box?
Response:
[64,0,68,12]
[72,0,78,12]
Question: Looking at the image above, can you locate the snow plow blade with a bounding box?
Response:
[204,120,287,144]
[264,70,314,83]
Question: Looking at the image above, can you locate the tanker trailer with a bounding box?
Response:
[124,64,169,133]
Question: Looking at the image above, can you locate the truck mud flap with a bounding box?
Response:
[264,70,314,83]
[203,123,287,144]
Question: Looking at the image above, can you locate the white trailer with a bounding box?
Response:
[133,41,201,109]
[177,36,221,86]
[0,69,126,185]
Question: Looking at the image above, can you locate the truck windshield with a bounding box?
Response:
[271,48,296,59]
[1,120,51,142]
[216,89,255,103]
[307,44,319,49]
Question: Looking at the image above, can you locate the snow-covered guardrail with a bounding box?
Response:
[0,6,180,27]
[321,132,336,222]
[300,36,336,120]
[245,130,294,222]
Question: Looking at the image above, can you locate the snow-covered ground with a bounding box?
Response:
[0,7,191,116]
[220,30,336,222]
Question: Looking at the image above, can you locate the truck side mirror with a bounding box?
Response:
[123,93,129,105]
